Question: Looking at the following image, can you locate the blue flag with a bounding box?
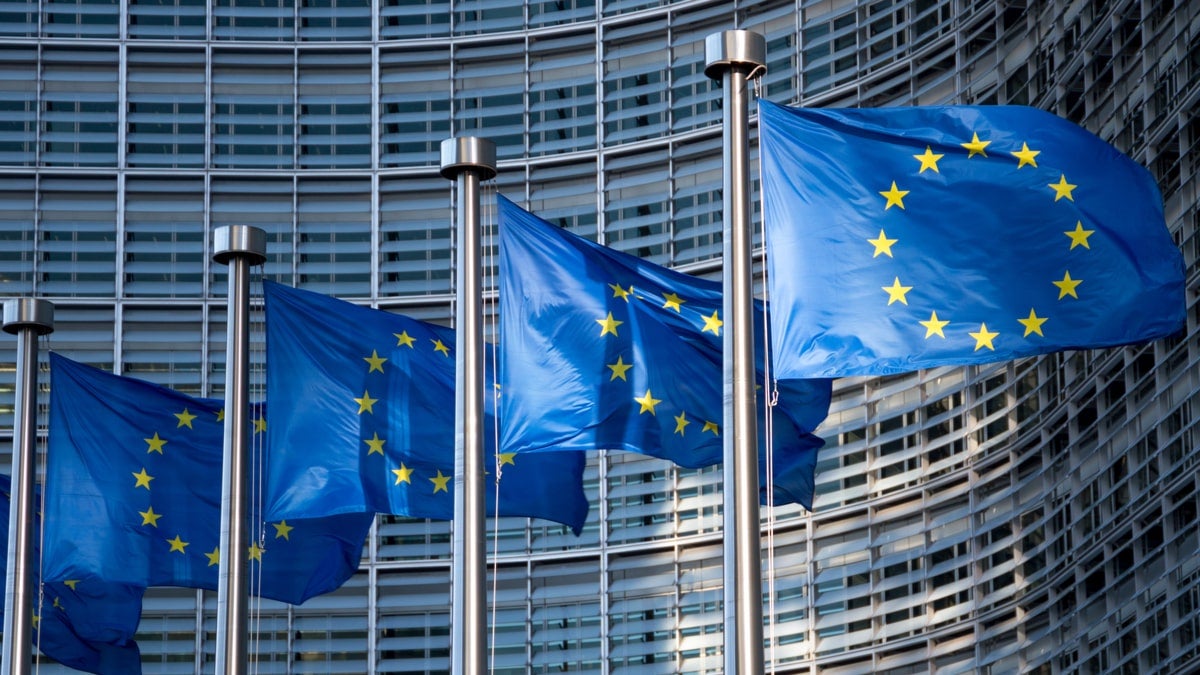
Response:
[758,99,1187,378]
[2,475,143,675]
[42,353,373,605]
[261,281,588,534]
[497,195,832,509]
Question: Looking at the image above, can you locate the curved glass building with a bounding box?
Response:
[1,0,1198,672]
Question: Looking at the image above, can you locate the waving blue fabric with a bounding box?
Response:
[758,99,1186,378]
[262,281,588,534]
[42,353,373,605]
[498,195,831,509]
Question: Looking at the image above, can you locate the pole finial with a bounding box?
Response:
[704,30,767,81]
[3,298,54,336]
[440,137,497,180]
[213,225,268,266]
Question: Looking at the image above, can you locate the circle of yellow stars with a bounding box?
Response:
[592,282,730,441]
[867,134,1093,352]
[131,403,289,569]
[356,324,518,496]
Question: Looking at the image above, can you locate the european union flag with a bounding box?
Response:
[758,99,1187,378]
[497,196,832,509]
[42,353,373,605]
[261,281,588,534]
[2,475,143,675]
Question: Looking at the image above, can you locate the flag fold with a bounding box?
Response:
[2,474,144,675]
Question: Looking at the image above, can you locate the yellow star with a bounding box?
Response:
[392,464,414,485]
[253,416,267,434]
[430,469,451,493]
[634,389,661,415]
[1048,174,1077,201]
[498,452,516,466]
[596,312,623,337]
[174,408,197,429]
[139,505,162,527]
[1018,309,1048,337]
[882,277,913,306]
[431,339,451,357]
[354,390,378,414]
[394,331,415,348]
[272,520,293,540]
[701,310,723,336]
[609,283,633,301]
[868,229,898,258]
[132,467,154,490]
[1064,221,1094,250]
[607,355,633,381]
[216,409,225,422]
[248,542,263,562]
[912,145,944,173]
[53,596,62,609]
[205,547,220,567]
[920,311,949,339]
[167,535,188,554]
[961,132,991,158]
[63,580,79,590]
[701,421,720,435]
[673,411,690,435]
[364,349,387,373]
[879,181,909,210]
[1010,142,1040,168]
[364,432,386,455]
[31,612,39,629]
[969,323,999,351]
[1054,271,1082,299]
[144,432,167,454]
[662,292,685,312]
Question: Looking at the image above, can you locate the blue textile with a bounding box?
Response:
[262,281,588,534]
[2,474,143,674]
[758,99,1186,377]
[497,195,831,509]
[42,353,373,605]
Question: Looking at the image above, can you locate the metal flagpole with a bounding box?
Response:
[1,299,53,675]
[212,225,267,675]
[705,29,768,675]
[440,136,497,675]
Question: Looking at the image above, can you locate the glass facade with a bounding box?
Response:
[1,0,1198,672]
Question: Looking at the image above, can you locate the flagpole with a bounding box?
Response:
[705,30,767,675]
[1,299,53,675]
[212,225,267,675]
[440,136,497,675]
